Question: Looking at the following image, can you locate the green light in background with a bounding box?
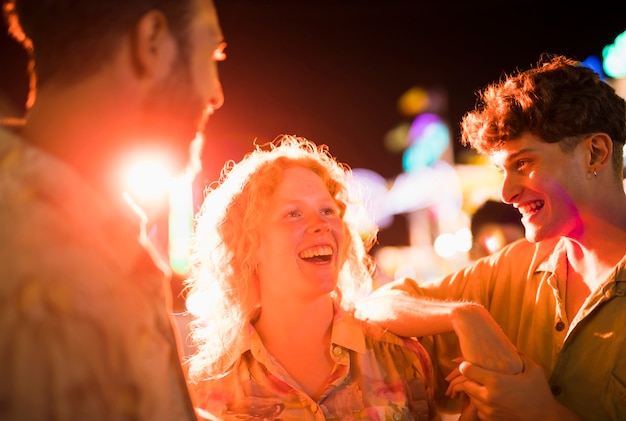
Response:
[169,175,194,276]
[603,30,626,79]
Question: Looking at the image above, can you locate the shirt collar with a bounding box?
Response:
[330,307,367,354]
[242,305,368,359]
[536,237,567,273]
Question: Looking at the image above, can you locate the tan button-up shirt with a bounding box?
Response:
[391,237,626,420]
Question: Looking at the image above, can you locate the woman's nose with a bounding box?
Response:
[308,215,330,233]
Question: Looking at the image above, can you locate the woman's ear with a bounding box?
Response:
[130,10,176,80]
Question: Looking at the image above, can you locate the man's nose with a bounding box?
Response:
[208,80,224,111]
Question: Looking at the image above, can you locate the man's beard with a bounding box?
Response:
[136,57,208,175]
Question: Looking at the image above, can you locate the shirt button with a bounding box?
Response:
[551,385,562,396]
[392,411,402,420]
[555,321,565,331]
[332,345,344,356]
[615,289,625,297]
[310,403,318,413]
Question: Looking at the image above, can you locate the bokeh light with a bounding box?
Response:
[383,122,411,153]
[433,232,457,258]
[397,86,429,116]
[582,55,605,80]
[350,168,393,229]
[402,113,450,172]
[124,158,171,203]
[603,30,626,79]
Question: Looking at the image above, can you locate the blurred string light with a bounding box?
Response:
[603,29,626,79]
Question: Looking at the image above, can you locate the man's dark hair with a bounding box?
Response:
[2,0,196,91]
[461,54,626,178]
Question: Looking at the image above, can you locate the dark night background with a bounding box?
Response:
[1,0,625,247]
[203,1,625,179]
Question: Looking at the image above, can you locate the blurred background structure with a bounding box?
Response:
[1,0,625,304]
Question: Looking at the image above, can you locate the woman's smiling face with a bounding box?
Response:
[255,166,346,301]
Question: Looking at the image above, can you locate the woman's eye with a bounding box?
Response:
[321,207,337,216]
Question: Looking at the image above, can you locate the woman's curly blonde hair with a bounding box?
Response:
[184,134,377,382]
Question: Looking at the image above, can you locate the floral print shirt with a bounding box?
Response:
[190,310,439,420]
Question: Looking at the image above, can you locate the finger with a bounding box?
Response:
[445,375,469,397]
[459,360,490,385]
[445,365,462,382]
[452,378,486,403]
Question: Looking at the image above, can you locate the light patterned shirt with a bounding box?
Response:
[190,310,440,420]
[0,125,197,421]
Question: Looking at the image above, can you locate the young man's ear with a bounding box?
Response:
[131,10,176,79]
[586,133,613,173]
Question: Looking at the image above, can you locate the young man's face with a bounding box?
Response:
[490,132,590,243]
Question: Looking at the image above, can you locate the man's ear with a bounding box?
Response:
[131,10,176,79]
[587,133,612,172]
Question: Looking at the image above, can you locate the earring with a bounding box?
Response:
[587,169,597,180]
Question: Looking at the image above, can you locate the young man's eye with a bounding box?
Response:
[516,160,529,171]
[287,210,300,218]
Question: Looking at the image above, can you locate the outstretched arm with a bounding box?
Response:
[356,285,523,375]
[355,288,469,337]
